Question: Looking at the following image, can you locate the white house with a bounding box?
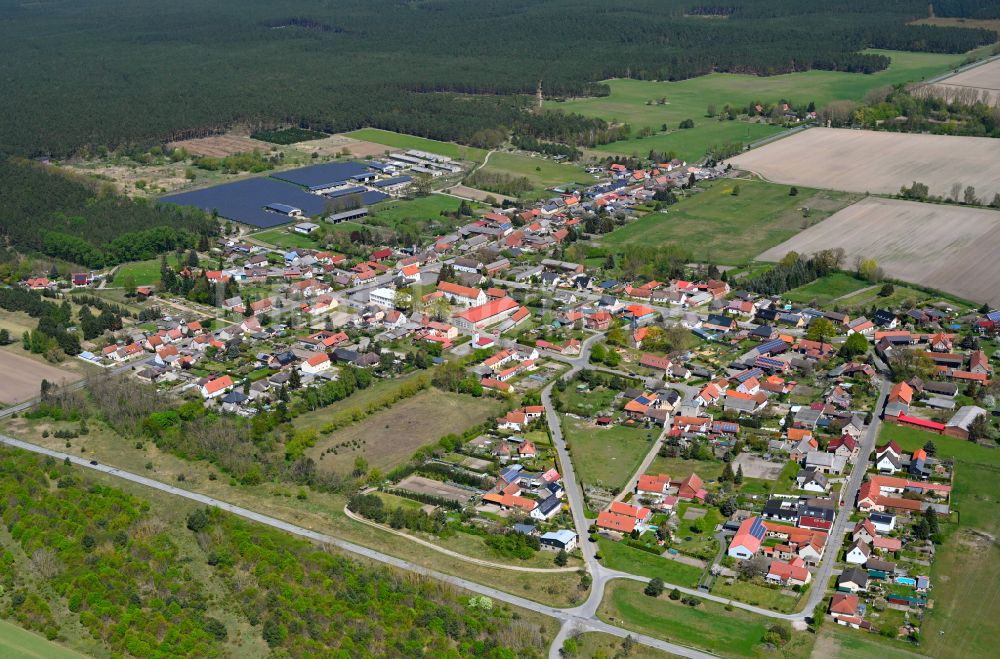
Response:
[301,353,331,375]
[368,287,397,308]
[845,540,871,565]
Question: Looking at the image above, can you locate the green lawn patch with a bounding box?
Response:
[597,538,702,587]
[711,578,802,614]
[601,179,856,265]
[366,193,477,235]
[558,386,618,417]
[783,272,872,306]
[598,580,813,658]
[477,152,590,199]
[114,253,183,287]
[344,128,487,162]
[251,227,318,249]
[646,454,723,483]
[563,416,654,492]
[0,619,85,659]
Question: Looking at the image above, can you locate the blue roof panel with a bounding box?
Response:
[272,162,373,191]
[161,178,328,228]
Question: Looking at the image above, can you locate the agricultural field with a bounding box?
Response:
[876,423,1000,658]
[305,389,503,474]
[732,128,1000,200]
[476,151,591,198]
[598,581,814,658]
[342,129,487,163]
[0,350,82,405]
[553,49,968,161]
[782,272,873,306]
[758,196,1000,307]
[916,56,1000,106]
[562,416,655,492]
[602,179,856,265]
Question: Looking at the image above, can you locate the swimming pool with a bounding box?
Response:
[895,576,916,587]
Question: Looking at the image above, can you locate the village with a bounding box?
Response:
[10,149,1000,655]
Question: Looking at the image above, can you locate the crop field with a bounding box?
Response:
[0,351,82,405]
[732,127,1000,199]
[602,179,856,265]
[306,389,503,474]
[342,129,487,162]
[446,185,517,204]
[291,134,394,159]
[758,196,1000,307]
[916,57,1000,106]
[553,49,966,160]
[396,475,474,503]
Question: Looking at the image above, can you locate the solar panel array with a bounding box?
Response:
[161,178,329,229]
[271,162,372,191]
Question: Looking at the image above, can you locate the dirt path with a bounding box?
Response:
[832,284,877,302]
[343,506,579,573]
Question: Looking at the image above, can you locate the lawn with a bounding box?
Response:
[600,179,857,265]
[554,49,968,161]
[366,193,476,234]
[598,580,814,658]
[0,619,85,659]
[251,227,318,249]
[477,151,590,198]
[710,578,802,614]
[563,416,655,492]
[306,388,504,473]
[114,253,183,287]
[597,538,703,587]
[343,128,487,162]
[837,283,929,311]
[558,386,619,417]
[877,424,1000,658]
[783,272,872,306]
[817,626,925,659]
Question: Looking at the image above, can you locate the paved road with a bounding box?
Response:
[0,432,710,659]
[801,377,891,615]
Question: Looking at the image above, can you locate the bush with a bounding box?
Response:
[644,578,665,597]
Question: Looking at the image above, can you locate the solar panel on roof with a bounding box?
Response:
[271,162,372,191]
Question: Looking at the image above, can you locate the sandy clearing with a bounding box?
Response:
[731,127,1000,199]
[445,185,517,204]
[167,135,270,157]
[0,351,83,405]
[757,196,1000,306]
[291,135,394,159]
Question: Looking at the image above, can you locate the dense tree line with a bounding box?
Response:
[930,0,1000,19]
[853,87,1000,137]
[0,1,991,157]
[0,160,216,267]
[742,249,843,295]
[0,288,82,355]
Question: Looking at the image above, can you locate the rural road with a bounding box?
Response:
[0,432,710,658]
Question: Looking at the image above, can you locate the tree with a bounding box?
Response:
[878,282,894,297]
[951,182,962,202]
[968,412,991,442]
[644,578,665,597]
[720,462,734,482]
[840,332,869,358]
[555,549,568,566]
[186,508,209,532]
[990,193,1000,209]
[922,440,936,457]
[669,588,681,600]
[731,184,741,196]
[806,317,836,346]
[899,181,929,201]
[890,349,935,381]
[964,185,978,205]
[734,464,744,485]
[779,251,800,268]
[789,186,798,196]
[678,118,695,129]
[857,257,880,282]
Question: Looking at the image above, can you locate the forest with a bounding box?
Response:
[0,0,992,157]
[0,160,216,267]
[0,447,547,657]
